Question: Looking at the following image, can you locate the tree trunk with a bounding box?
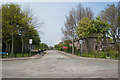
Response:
[5,43,7,52]
[118,49,120,55]
[85,38,88,54]
[11,34,14,57]
[8,43,10,53]
[21,36,24,57]
[112,34,120,54]
[8,43,10,57]
[73,40,74,54]
[111,25,120,54]
[97,42,100,57]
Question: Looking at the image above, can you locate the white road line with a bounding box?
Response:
[61,55,64,58]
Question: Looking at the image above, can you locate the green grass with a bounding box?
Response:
[16,53,29,58]
[2,52,38,58]
[75,50,119,60]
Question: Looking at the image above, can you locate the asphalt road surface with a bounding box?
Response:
[2,50,118,78]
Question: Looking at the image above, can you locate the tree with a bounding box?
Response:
[54,44,59,49]
[76,17,91,54]
[76,17,109,54]
[17,10,30,55]
[49,46,54,50]
[62,4,94,54]
[62,4,94,40]
[18,7,41,55]
[2,4,23,56]
[100,4,120,54]
[0,5,2,52]
[89,17,110,38]
[54,40,72,53]
[2,3,41,57]
[39,43,48,50]
[89,17,110,54]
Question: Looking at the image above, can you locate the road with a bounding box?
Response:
[2,50,118,78]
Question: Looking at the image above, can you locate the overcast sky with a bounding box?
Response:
[7,2,118,46]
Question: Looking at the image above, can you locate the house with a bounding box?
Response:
[72,37,113,52]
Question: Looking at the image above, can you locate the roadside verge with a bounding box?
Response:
[1,51,47,61]
[59,50,118,62]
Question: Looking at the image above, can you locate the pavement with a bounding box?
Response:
[2,50,118,78]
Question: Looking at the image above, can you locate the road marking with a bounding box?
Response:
[60,55,64,58]
[61,53,68,58]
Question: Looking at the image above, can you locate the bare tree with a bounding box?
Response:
[62,4,94,40]
[100,4,120,54]
[20,7,42,56]
[62,4,94,54]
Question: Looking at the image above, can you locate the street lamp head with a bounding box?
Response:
[79,40,83,44]
[29,39,33,44]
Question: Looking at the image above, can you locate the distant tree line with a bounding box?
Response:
[2,3,41,57]
[39,43,48,50]
[54,40,72,53]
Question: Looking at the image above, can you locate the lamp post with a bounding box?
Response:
[80,40,83,56]
[29,39,32,57]
[70,29,74,54]
[72,36,74,54]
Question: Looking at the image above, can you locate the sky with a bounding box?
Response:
[2,2,118,46]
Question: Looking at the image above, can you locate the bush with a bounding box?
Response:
[59,48,63,51]
[75,50,119,60]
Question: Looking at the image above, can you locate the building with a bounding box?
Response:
[72,37,113,52]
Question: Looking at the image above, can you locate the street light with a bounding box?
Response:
[79,40,83,56]
[29,39,32,57]
[70,29,74,54]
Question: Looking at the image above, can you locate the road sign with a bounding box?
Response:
[29,39,32,44]
[63,46,68,49]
